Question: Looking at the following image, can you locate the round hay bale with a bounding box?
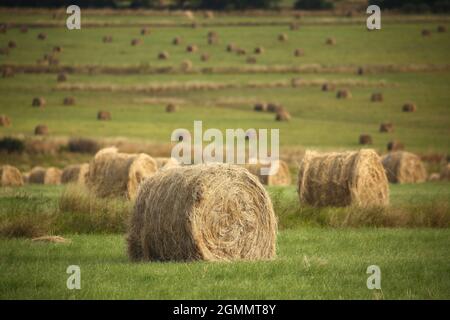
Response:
[381,151,427,184]
[275,110,291,122]
[37,33,47,40]
[371,92,383,102]
[102,35,113,43]
[57,73,67,82]
[29,166,62,185]
[158,51,169,60]
[184,10,194,19]
[2,66,14,78]
[387,140,404,152]
[359,134,373,145]
[245,160,291,186]
[357,67,364,75]
[207,37,218,45]
[53,46,62,53]
[180,60,193,72]
[379,122,394,133]
[246,56,257,64]
[166,103,177,113]
[298,150,389,207]
[22,172,30,184]
[326,37,336,45]
[226,43,236,52]
[428,173,440,182]
[61,163,89,185]
[0,114,11,127]
[437,25,447,33]
[32,97,46,108]
[290,22,300,30]
[204,11,214,19]
[8,41,16,49]
[236,48,247,56]
[87,147,158,199]
[34,125,49,135]
[421,29,431,37]
[0,24,7,33]
[191,22,198,29]
[97,111,111,121]
[402,103,417,112]
[207,31,218,39]
[68,138,99,153]
[267,103,282,113]
[278,33,288,42]
[0,48,10,56]
[172,37,182,45]
[254,102,267,112]
[254,47,264,54]
[0,165,24,187]
[20,26,28,33]
[131,38,142,46]
[321,83,335,91]
[127,164,277,262]
[440,163,450,181]
[140,27,149,35]
[154,157,181,170]
[294,48,304,57]
[336,89,352,99]
[200,53,210,62]
[186,44,198,53]
[63,97,75,106]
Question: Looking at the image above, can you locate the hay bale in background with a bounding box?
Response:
[336,89,352,99]
[294,48,304,57]
[387,140,404,151]
[166,103,178,113]
[131,38,142,46]
[34,125,49,135]
[68,138,99,153]
[20,26,28,33]
[382,151,427,183]
[0,165,24,187]
[278,33,288,41]
[37,33,47,40]
[204,11,214,19]
[0,115,11,127]
[102,35,113,43]
[158,51,169,60]
[63,97,75,106]
[154,157,180,170]
[326,37,336,45]
[290,22,300,30]
[422,29,431,36]
[298,150,389,207]
[275,109,291,121]
[359,134,373,145]
[254,47,264,54]
[127,164,277,262]
[437,25,447,33]
[322,83,335,91]
[181,60,193,72]
[357,67,364,75]
[226,43,236,52]
[53,46,62,53]
[87,147,158,199]
[236,48,247,55]
[245,160,291,186]
[402,103,417,112]
[246,56,257,64]
[97,111,111,121]
[8,41,16,49]
[61,163,89,185]
[254,102,267,112]
[440,163,450,181]
[29,167,62,185]
[2,66,14,78]
[172,37,181,45]
[57,73,67,82]
[267,103,282,113]
[140,27,149,35]
[32,97,46,108]
[379,123,394,133]
[186,44,198,52]
[200,53,210,61]
[371,92,383,102]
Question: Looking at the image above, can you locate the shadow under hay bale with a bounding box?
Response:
[298,149,389,207]
[29,166,62,185]
[97,111,111,121]
[57,73,67,82]
[32,97,46,108]
[254,102,267,112]
[326,37,336,45]
[379,123,394,133]
[371,92,383,102]
[0,137,24,154]
[275,109,291,121]
[387,140,404,152]
[402,103,417,112]
[336,89,352,99]
[0,115,11,127]
[61,163,89,185]
[154,157,180,170]
[322,83,335,91]
[63,97,75,106]
[165,103,177,113]
[37,33,47,40]
[87,147,158,199]
[127,164,277,262]
[158,51,169,60]
[278,33,288,41]
[294,48,304,57]
[382,151,427,184]
[34,125,49,135]
[68,138,99,153]
[359,134,373,145]
[1,165,24,187]
[245,160,291,186]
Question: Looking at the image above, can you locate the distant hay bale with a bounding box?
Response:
[131,38,142,46]
[53,46,62,53]
[326,37,336,45]
[437,25,447,33]
[2,66,14,78]
[275,109,291,121]
[246,56,257,64]
[371,92,383,102]
[322,83,335,91]
[200,53,210,61]
[68,138,99,153]
[32,97,46,108]
[186,44,198,52]
[61,163,89,185]
[97,111,111,121]
[381,151,427,184]
[37,33,47,40]
[87,147,158,199]
[428,173,440,182]
[0,24,7,33]
[184,10,194,19]
[102,35,113,43]
[336,89,352,99]
[154,157,180,170]
[20,26,28,33]
[29,167,62,185]
[440,163,450,181]
[294,48,304,57]
[421,29,431,37]
[236,48,247,55]
[172,37,182,45]
[290,22,300,30]
[1,165,24,187]
[254,102,267,112]
[34,124,49,135]
[63,97,75,106]
[127,164,277,262]
[158,51,169,60]
[0,115,11,127]
[140,27,149,35]
[359,134,373,145]
[165,103,177,113]
[191,22,198,29]
[180,60,193,72]
[0,48,10,56]
[207,37,218,45]
[278,33,288,41]
[298,150,389,207]
[267,103,282,113]
[357,67,364,75]
[204,11,214,19]
[245,160,291,186]
[57,73,67,82]
[22,172,30,184]
[387,140,404,152]
[254,47,264,54]
[379,122,394,133]
[8,41,16,49]
[402,103,417,112]
[226,43,236,52]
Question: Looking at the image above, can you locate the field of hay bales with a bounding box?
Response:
[0,8,450,300]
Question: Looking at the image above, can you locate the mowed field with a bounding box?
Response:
[0,10,450,299]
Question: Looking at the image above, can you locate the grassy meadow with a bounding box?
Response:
[0,9,449,299]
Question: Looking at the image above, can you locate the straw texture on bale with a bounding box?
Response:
[172,37,182,45]
[245,160,291,186]
[226,43,236,52]
[186,44,198,52]
[0,115,11,127]
[298,150,389,207]
[267,103,282,113]
[127,164,277,262]
[97,111,111,121]
[34,124,48,135]
[1,165,24,187]
[181,60,193,71]
[87,147,157,199]
[154,157,180,170]
[61,163,89,185]
[381,151,427,184]
[359,134,373,145]
[28,167,62,185]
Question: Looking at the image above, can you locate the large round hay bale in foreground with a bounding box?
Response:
[298,150,389,207]
[1,165,24,187]
[61,163,89,185]
[381,151,427,184]
[28,166,62,185]
[87,147,157,199]
[245,160,291,186]
[127,164,277,262]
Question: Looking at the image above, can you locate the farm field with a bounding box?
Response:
[1,8,450,300]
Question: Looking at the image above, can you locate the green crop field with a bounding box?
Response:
[0,8,449,300]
